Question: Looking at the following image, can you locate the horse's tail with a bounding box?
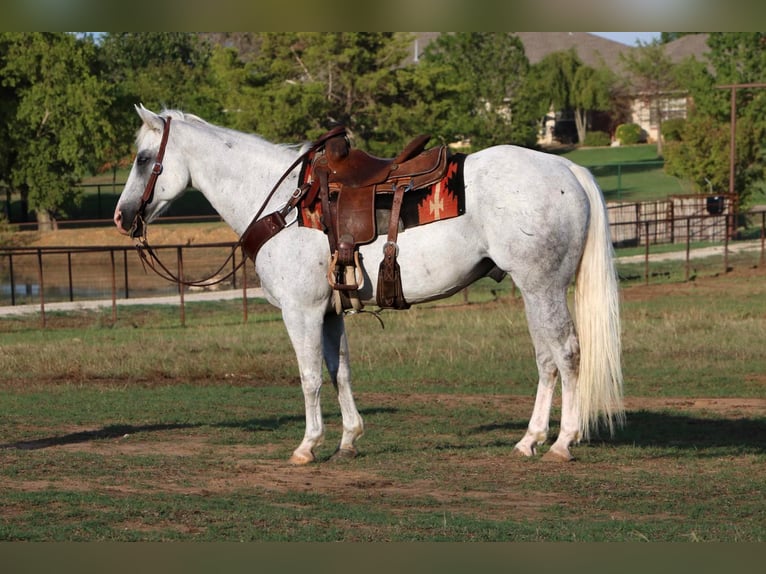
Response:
[569,163,624,441]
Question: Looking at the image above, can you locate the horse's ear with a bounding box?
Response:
[134,104,165,132]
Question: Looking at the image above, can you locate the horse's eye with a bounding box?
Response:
[136,153,152,167]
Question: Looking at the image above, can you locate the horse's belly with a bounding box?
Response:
[358,216,488,304]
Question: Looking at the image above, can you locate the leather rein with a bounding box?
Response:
[129,117,344,289]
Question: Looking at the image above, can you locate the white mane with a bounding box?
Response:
[136,108,304,155]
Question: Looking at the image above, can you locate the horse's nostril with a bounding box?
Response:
[114,208,129,235]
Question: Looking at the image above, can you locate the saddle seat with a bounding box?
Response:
[323,133,433,188]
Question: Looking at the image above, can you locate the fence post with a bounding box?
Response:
[110,249,117,323]
[9,254,15,306]
[723,213,733,274]
[685,217,691,281]
[644,221,650,286]
[67,252,74,302]
[670,201,688,243]
[242,254,248,324]
[232,249,237,290]
[123,249,130,299]
[761,211,765,266]
[36,248,46,328]
[177,246,185,327]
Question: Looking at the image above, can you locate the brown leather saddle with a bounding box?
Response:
[310,130,450,311]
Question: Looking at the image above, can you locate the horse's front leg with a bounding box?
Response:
[282,306,327,464]
[322,313,364,460]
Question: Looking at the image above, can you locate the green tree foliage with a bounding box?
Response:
[421,32,538,149]
[619,40,680,156]
[0,32,113,227]
[663,33,766,205]
[201,33,421,155]
[97,33,219,178]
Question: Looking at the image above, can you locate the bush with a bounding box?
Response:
[615,123,644,145]
[582,131,611,147]
[662,118,686,142]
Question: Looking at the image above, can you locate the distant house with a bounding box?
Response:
[627,34,710,144]
[411,32,711,146]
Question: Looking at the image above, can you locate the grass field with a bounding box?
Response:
[0,265,764,541]
[559,144,692,202]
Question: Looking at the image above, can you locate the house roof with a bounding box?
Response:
[515,32,632,69]
[412,32,711,74]
[662,33,710,63]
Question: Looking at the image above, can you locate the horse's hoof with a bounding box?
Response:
[512,446,531,458]
[289,450,315,465]
[329,447,358,462]
[542,447,575,462]
[512,443,536,457]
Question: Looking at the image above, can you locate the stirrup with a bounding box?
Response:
[327,251,365,291]
[328,252,364,314]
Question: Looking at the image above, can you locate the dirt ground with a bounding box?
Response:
[1,393,762,514]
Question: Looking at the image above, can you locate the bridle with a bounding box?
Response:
[127,116,344,288]
[129,116,173,242]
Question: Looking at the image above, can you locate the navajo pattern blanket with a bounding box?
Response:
[298,152,466,237]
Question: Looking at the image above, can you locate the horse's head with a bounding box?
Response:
[114,105,191,237]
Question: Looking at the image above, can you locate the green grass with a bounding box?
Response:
[560,144,692,202]
[560,143,662,165]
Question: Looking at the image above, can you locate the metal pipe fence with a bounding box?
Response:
[0,242,258,328]
[1,212,764,328]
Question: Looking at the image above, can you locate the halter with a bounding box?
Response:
[129,118,346,289]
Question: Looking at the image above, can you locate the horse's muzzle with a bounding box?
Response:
[113,207,130,236]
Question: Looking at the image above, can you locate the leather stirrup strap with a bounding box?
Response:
[387,180,408,244]
[376,180,411,309]
[318,168,338,254]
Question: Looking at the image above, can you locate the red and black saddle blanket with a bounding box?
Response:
[298,152,466,239]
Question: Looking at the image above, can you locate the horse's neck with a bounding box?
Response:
[182,125,300,236]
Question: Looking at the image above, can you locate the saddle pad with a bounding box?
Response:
[299,153,466,235]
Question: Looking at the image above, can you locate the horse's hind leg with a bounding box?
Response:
[322,313,364,460]
[513,346,558,457]
[514,289,581,461]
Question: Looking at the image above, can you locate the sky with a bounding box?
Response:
[590,32,662,46]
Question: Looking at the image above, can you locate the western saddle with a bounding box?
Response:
[308,128,450,313]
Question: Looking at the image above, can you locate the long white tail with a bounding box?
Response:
[569,163,624,440]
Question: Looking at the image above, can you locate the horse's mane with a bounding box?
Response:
[140,108,303,154]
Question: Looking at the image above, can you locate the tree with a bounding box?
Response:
[97,33,219,182]
[421,32,537,149]
[619,40,680,156]
[531,49,614,144]
[572,65,615,143]
[201,33,418,153]
[664,33,766,206]
[0,33,113,228]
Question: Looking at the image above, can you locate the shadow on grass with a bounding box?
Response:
[466,410,766,455]
[608,409,766,454]
[0,407,399,451]
[0,423,201,451]
[3,408,761,456]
